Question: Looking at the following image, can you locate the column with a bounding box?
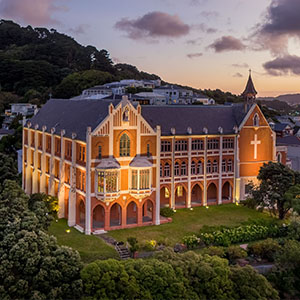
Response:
[49,128,55,196]
[85,127,92,235]
[218,136,223,205]
[104,205,110,230]
[22,126,25,190]
[187,137,192,208]
[68,133,77,227]
[137,201,143,225]
[203,136,207,206]
[155,125,161,225]
[40,126,47,194]
[234,134,240,202]
[58,130,65,218]
[25,126,32,194]
[32,126,39,194]
[171,136,175,209]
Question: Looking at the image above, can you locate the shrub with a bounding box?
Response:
[200,246,225,257]
[182,235,200,249]
[225,246,247,262]
[127,237,139,253]
[160,207,174,217]
[142,240,157,251]
[241,197,257,209]
[248,238,281,262]
[286,220,300,241]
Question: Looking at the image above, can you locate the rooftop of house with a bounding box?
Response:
[274,123,291,132]
[277,135,300,146]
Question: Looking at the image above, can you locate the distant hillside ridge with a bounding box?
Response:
[258,94,300,106]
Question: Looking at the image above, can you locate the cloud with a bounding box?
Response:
[232,63,249,68]
[68,24,90,36]
[199,10,219,19]
[192,23,217,34]
[114,11,190,40]
[186,38,202,45]
[254,0,300,55]
[187,52,203,59]
[209,36,246,52]
[233,72,243,78]
[0,0,67,26]
[263,55,300,76]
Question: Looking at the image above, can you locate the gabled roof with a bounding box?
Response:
[29,99,121,141]
[141,104,247,135]
[277,136,300,146]
[274,123,291,132]
[242,73,257,96]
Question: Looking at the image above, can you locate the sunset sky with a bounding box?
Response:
[1,0,300,97]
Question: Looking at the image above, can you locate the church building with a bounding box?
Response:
[22,75,286,234]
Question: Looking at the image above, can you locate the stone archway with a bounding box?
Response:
[191,184,203,205]
[222,182,232,202]
[93,205,105,229]
[110,203,122,227]
[143,199,153,222]
[175,185,187,207]
[160,187,170,208]
[126,201,137,225]
[207,183,217,204]
[78,200,85,227]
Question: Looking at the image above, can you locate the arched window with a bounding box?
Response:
[181,162,187,176]
[207,160,212,173]
[120,133,130,157]
[191,161,196,175]
[212,160,218,173]
[277,153,282,163]
[164,163,170,177]
[197,161,203,174]
[253,114,259,127]
[227,159,233,172]
[174,162,180,176]
[222,159,226,172]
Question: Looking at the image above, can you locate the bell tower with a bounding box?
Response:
[242,69,257,112]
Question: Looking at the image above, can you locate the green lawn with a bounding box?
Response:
[48,219,118,264]
[108,204,274,246]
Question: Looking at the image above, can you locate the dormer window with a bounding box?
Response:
[253,114,259,127]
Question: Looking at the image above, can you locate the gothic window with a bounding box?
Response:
[164,163,170,177]
[227,159,233,172]
[277,153,282,163]
[177,186,183,197]
[147,144,150,157]
[97,171,104,193]
[207,139,219,150]
[161,141,171,152]
[197,161,203,174]
[253,114,259,127]
[165,188,170,198]
[191,161,196,175]
[123,108,129,122]
[160,164,163,177]
[223,138,234,149]
[212,160,218,173]
[207,160,212,173]
[120,133,130,157]
[174,162,180,176]
[222,159,226,172]
[175,140,187,151]
[192,139,204,151]
[131,170,138,189]
[181,161,187,176]
[98,145,102,159]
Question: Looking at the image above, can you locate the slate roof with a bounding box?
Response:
[274,123,290,132]
[141,104,247,135]
[29,99,121,141]
[242,74,257,96]
[277,136,300,146]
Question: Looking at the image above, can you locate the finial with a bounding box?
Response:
[249,69,251,76]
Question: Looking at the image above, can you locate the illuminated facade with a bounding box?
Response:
[23,75,286,234]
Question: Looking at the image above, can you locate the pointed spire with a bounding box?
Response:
[242,69,257,96]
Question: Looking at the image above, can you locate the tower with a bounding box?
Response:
[242,70,257,112]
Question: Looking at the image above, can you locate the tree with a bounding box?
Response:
[284,184,300,215]
[251,162,296,219]
[0,153,19,186]
[0,180,83,299]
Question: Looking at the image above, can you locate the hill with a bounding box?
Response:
[258,94,300,106]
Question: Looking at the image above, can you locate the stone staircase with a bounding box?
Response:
[95,233,131,260]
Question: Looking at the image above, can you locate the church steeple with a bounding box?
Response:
[242,69,257,111]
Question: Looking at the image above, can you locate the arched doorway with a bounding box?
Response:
[160,187,170,208]
[143,200,153,222]
[126,201,137,225]
[110,203,122,227]
[175,185,186,207]
[93,205,105,229]
[222,182,232,202]
[207,183,217,204]
[191,184,202,205]
[79,200,85,227]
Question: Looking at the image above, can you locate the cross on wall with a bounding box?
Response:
[251,134,261,160]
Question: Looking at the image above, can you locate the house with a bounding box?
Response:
[0,128,15,140]
[272,123,293,137]
[153,86,193,104]
[23,74,284,234]
[277,136,300,171]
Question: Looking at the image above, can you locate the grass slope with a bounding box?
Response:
[48,219,118,263]
[108,204,273,246]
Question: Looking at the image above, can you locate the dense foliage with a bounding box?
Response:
[0,180,82,299]
[160,207,174,217]
[0,153,19,186]
[82,249,278,300]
